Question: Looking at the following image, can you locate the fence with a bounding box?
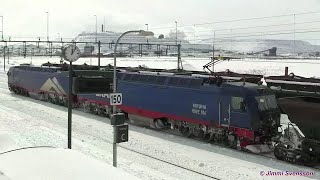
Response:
[1,40,182,71]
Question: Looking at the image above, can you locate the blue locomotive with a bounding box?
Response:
[7,63,281,150]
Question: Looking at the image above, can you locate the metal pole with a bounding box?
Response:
[68,61,73,149]
[94,15,97,43]
[177,44,181,70]
[3,46,5,71]
[113,30,141,167]
[212,45,215,73]
[104,16,106,32]
[175,21,177,45]
[1,16,3,40]
[46,12,49,42]
[293,14,296,56]
[98,41,101,68]
[7,47,9,64]
[213,30,215,72]
[230,29,232,51]
[193,25,195,57]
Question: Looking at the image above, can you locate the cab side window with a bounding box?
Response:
[231,97,246,112]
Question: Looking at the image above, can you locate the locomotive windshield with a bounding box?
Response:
[255,95,278,111]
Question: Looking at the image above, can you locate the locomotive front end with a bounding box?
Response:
[252,89,281,143]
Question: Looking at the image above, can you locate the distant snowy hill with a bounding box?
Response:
[205,39,320,55]
[74,31,212,55]
[75,32,320,56]
[1,31,319,57]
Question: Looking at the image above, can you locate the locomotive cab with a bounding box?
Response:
[218,82,281,150]
[250,89,281,143]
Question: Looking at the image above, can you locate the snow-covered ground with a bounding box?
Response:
[0,57,319,179]
[0,146,141,180]
[1,56,320,77]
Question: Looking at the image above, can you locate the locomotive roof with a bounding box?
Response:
[119,71,199,79]
[13,65,60,73]
[11,64,263,88]
[225,82,262,87]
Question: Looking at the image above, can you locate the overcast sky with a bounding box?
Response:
[1,0,320,42]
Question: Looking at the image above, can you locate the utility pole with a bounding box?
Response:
[212,30,216,72]
[94,15,97,43]
[46,12,49,41]
[193,25,196,57]
[0,16,3,40]
[213,30,216,57]
[293,14,296,56]
[230,29,233,52]
[145,24,148,31]
[104,16,106,32]
[175,21,178,45]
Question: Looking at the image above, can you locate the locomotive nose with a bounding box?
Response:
[258,110,281,137]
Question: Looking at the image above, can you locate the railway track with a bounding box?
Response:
[77,129,221,180]
[133,124,320,171]
[133,121,320,169]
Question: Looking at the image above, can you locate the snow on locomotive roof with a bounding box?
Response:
[138,71,175,75]
[122,71,200,79]
[225,81,261,87]
[191,74,244,80]
[0,147,141,180]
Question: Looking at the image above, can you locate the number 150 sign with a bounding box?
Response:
[110,93,122,105]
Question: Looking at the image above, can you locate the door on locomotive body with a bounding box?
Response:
[219,95,249,128]
[219,96,230,127]
[229,96,250,129]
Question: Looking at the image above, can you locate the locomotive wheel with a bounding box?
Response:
[202,133,214,142]
[81,102,89,113]
[39,93,44,101]
[21,89,28,96]
[196,130,205,139]
[193,129,205,139]
[63,100,68,107]
[274,143,285,160]
[179,126,192,138]
[154,119,165,129]
[236,138,242,150]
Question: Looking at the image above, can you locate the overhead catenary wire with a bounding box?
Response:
[182,19,320,35]
[150,10,320,30]
[7,19,320,44]
[184,27,320,40]
[148,10,320,48]
[5,18,320,49]
[190,29,320,42]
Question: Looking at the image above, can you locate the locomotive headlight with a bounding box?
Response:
[309,148,313,151]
